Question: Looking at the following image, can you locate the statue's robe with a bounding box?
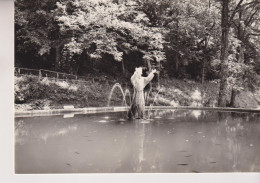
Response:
[128,72,154,119]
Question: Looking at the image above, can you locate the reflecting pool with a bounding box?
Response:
[15,110,260,173]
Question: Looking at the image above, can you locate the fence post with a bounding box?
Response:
[39,70,42,78]
[18,68,20,74]
[75,75,77,80]
[57,73,59,79]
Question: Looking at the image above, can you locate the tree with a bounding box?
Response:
[15,0,260,95]
[228,0,260,106]
[15,0,66,70]
[217,0,260,107]
[218,0,244,107]
[54,0,166,75]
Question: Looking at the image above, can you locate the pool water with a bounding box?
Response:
[15,110,260,173]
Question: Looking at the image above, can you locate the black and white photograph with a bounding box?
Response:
[2,0,260,181]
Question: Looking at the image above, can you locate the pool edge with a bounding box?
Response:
[15,106,260,117]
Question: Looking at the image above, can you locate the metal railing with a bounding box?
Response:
[14,67,101,83]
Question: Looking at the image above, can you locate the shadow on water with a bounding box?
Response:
[15,110,260,173]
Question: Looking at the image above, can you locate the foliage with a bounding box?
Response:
[55,0,166,72]
[141,0,222,79]
[150,78,219,107]
[14,75,125,108]
[15,0,260,107]
[15,0,64,69]
[217,0,260,106]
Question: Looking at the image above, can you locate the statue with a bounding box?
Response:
[128,67,157,119]
[142,67,152,105]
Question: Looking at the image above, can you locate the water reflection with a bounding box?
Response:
[15,117,78,144]
[136,122,145,172]
[15,110,260,173]
[191,110,202,119]
[39,125,77,143]
[216,112,260,171]
[15,120,29,145]
[63,113,75,118]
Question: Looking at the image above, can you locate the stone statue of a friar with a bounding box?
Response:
[128,67,157,119]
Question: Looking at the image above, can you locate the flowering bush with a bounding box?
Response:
[14,76,28,103]
[55,81,69,89]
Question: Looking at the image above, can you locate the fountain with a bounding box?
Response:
[191,89,202,107]
[147,88,163,119]
[107,83,130,107]
[107,82,161,120]
[124,88,132,106]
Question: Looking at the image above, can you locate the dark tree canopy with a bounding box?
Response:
[15,0,260,106]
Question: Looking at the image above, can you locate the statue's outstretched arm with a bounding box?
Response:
[143,72,154,86]
[143,69,157,86]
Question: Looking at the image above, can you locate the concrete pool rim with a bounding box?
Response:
[15,106,260,117]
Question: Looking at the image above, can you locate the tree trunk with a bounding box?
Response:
[121,59,125,76]
[175,53,179,74]
[230,87,238,107]
[201,59,206,84]
[202,34,209,85]
[237,10,245,64]
[55,46,61,70]
[218,0,230,107]
[144,59,152,105]
[175,20,179,76]
[157,62,160,87]
[229,8,245,107]
[238,43,245,63]
[146,59,152,71]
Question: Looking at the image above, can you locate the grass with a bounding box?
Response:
[14,75,259,111]
[149,78,219,107]
[15,75,123,111]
